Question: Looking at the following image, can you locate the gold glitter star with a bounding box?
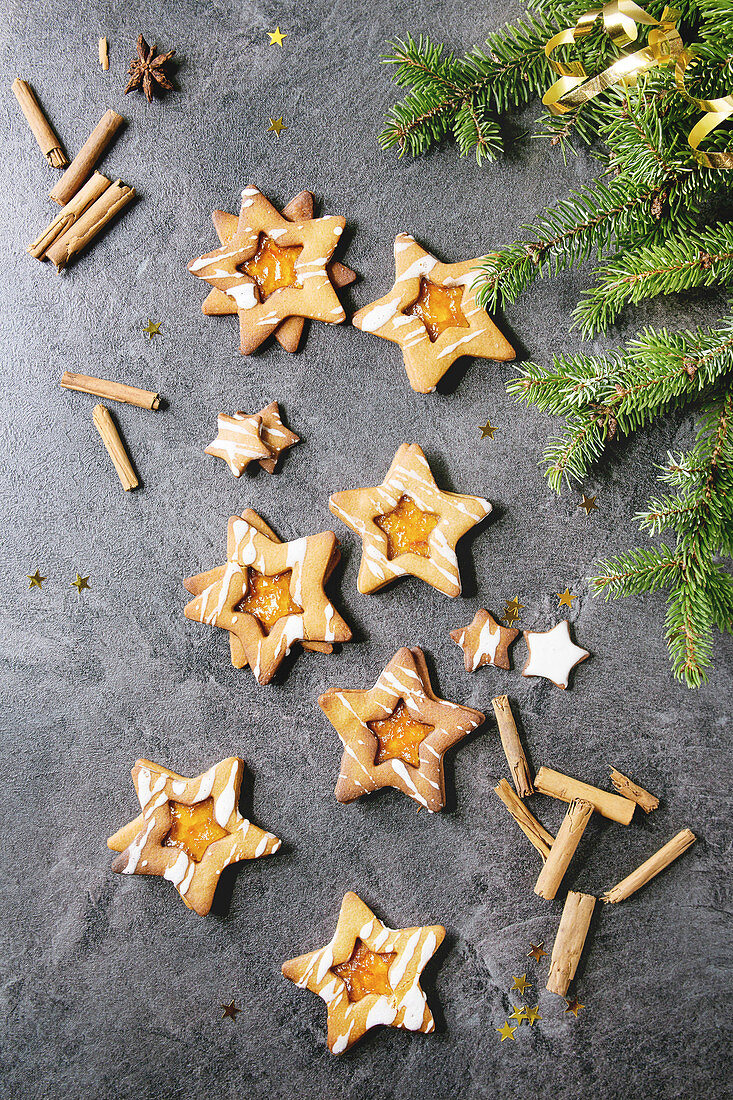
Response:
[479,420,498,440]
[511,974,531,995]
[497,1020,517,1042]
[508,1005,527,1025]
[143,319,161,338]
[527,941,548,963]
[557,588,575,608]
[27,570,46,589]
[267,27,287,46]
[267,116,286,136]
[564,996,584,1017]
[503,596,524,626]
[578,494,598,515]
[524,1004,542,1026]
[220,1000,242,1020]
[506,597,524,614]
[71,573,90,593]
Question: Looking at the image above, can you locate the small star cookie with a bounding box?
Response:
[352,234,514,393]
[450,609,519,672]
[329,443,491,597]
[522,620,590,689]
[107,756,281,915]
[282,891,445,1054]
[205,402,300,476]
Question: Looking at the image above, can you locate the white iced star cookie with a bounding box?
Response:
[522,620,589,689]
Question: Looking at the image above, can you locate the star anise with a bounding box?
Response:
[124,35,175,103]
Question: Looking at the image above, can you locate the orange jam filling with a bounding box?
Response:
[237,569,303,633]
[373,495,439,560]
[405,277,469,342]
[332,939,396,1002]
[163,798,229,863]
[368,699,434,767]
[242,234,302,301]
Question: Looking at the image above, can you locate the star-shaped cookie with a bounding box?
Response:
[205,401,300,476]
[522,620,590,689]
[319,647,485,811]
[450,609,519,672]
[329,443,491,597]
[107,756,281,915]
[183,512,351,684]
[188,187,352,355]
[352,234,515,393]
[281,891,445,1054]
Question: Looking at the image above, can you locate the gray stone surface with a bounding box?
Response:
[1,1,731,1097]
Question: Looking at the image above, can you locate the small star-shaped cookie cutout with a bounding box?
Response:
[523,620,590,690]
[204,402,300,477]
[107,756,281,915]
[329,443,491,597]
[352,234,514,393]
[524,1004,542,1026]
[578,494,598,515]
[27,569,46,589]
[511,974,531,995]
[282,891,445,1054]
[143,319,161,338]
[220,1000,242,1020]
[71,573,90,593]
[267,27,287,46]
[267,116,286,135]
[450,609,519,672]
[508,1005,527,1025]
[479,420,498,440]
[527,941,548,962]
[319,647,485,812]
[497,1021,517,1042]
[564,996,584,1016]
[557,588,575,608]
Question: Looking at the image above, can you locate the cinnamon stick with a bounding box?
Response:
[602,828,696,905]
[534,766,635,825]
[99,38,109,71]
[494,778,554,861]
[28,172,111,259]
[46,179,135,270]
[61,371,160,411]
[92,404,138,491]
[11,79,67,168]
[608,766,659,814]
[491,695,532,797]
[49,109,124,206]
[546,891,596,997]
[535,798,593,900]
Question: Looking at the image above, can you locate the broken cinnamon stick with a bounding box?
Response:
[608,766,659,814]
[46,179,135,270]
[546,891,596,997]
[99,38,109,71]
[491,695,532,797]
[61,371,160,411]
[92,404,138,491]
[535,798,593,900]
[534,766,635,825]
[28,172,111,259]
[49,109,124,206]
[494,778,554,861]
[602,828,696,905]
[11,79,67,168]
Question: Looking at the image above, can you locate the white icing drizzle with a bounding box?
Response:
[358,297,401,332]
[397,255,437,282]
[214,759,239,827]
[226,282,258,309]
[474,615,500,669]
[437,330,481,359]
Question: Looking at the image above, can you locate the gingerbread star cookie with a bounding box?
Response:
[329,443,491,597]
[319,647,485,811]
[205,402,300,476]
[450,609,519,672]
[282,891,445,1054]
[188,186,351,355]
[352,233,515,393]
[183,512,351,684]
[107,757,281,915]
[522,620,590,689]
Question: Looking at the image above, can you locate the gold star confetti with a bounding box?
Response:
[71,573,90,593]
[578,494,598,515]
[503,596,524,626]
[267,116,286,136]
[267,27,287,46]
[511,974,531,995]
[220,1000,242,1020]
[479,420,498,440]
[497,1020,517,1042]
[503,609,519,627]
[557,588,575,608]
[27,570,46,589]
[564,996,584,1017]
[143,319,161,339]
[524,1004,542,1026]
[508,1005,527,1025]
[527,941,548,963]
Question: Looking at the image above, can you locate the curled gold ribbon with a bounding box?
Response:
[675,49,733,168]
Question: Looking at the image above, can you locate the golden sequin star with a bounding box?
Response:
[508,1005,527,1025]
[527,941,548,963]
[267,116,286,135]
[71,573,90,593]
[220,1000,242,1020]
[143,319,161,338]
[267,27,287,46]
[578,494,598,515]
[27,570,46,589]
[564,996,584,1016]
[479,420,498,440]
[497,1021,517,1042]
[511,974,531,995]
[503,596,524,626]
[557,588,575,608]
[524,1004,542,1026]
[352,233,515,394]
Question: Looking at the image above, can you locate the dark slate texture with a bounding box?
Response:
[1,1,730,1097]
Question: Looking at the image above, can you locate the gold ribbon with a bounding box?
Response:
[675,49,733,168]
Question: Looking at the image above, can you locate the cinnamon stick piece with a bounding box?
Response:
[535,798,593,900]
[92,404,138,491]
[49,109,124,206]
[61,371,160,410]
[602,828,696,905]
[28,172,111,259]
[608,766,659,814]
[46,179,135,270]
[534,766,635,825]
[491,695,533,797]
[99,38,109,71]
[494,778,554,861]
[11,79,68,168]
[546,891,596,997]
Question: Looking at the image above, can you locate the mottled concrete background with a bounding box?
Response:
[1,1,730,1097]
